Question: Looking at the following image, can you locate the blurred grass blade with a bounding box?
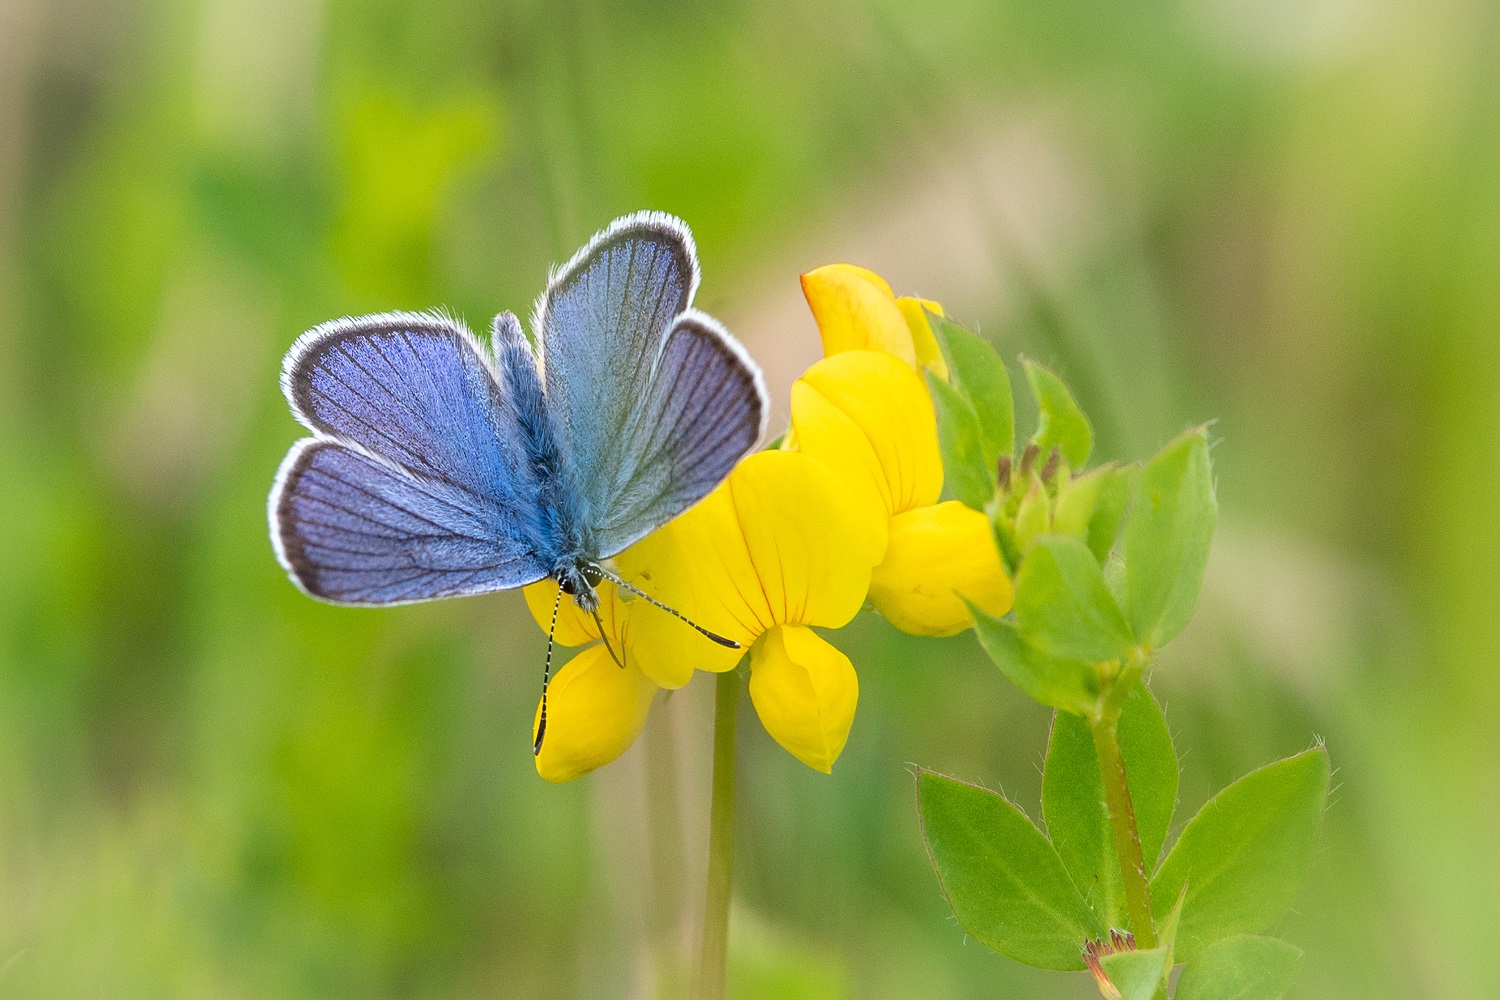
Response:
[916,770,1102,970]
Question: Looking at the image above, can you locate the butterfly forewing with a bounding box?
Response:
[271,313,554,604]
[536,212,766,557]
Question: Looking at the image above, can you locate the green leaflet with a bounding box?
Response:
[1150,748,1330,963]
[916,770,1102,970]
[1013,474,1051,554]
[930,313,1014,472]
[1174,935,1304,1000]
[1013,535,1135,664]
[1086,464,1133,562]
[1124,427,1216,648]
[926,370,993,510]
[967,600,1099,715]
[1098,947,1169,1000]
[1023,358,1093,468]
[1043,682,1177,929]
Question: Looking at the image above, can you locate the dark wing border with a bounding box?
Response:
[529,211,700,365]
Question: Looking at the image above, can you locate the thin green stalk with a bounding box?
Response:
[1090,710,1158,950]
[645,698,685,995]
[694,670,738,1000]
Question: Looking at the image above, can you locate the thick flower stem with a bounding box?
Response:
[694,670,738,1000]
[1090,710,1158,950]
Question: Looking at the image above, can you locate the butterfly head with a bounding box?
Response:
[555,559,605,613]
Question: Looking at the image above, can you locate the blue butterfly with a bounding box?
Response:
[268,212,768,747]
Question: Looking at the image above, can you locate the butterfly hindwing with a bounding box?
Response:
[271,313,555,604]
[592,309,766,552]
[272,439,548,604]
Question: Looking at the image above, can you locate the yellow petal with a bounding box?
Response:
[532,646,658,783]
[868,501,1015,637]
[620,451,883,673]
[896,296,949,381]
[791,350,943,519]
[747,625,858,773]
[616,486,759,679]
[801,264,917,366]
[523,578,600,647]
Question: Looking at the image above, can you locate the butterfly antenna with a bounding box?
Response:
[534,587,564,756]
[591,607,627,668]
[593,567,741,649]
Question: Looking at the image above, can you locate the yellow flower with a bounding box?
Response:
[796,269,1013,636]
[522,579,658,784]
[623,449,884,773]
[790,349,942,532]
[869,501,1014,637]
[800,263,948,379]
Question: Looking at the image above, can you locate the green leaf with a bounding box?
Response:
[926,370,994,510]
[968,601,1098,715]
[1052,463,1111,539]
[1124,427,1216,648]
[1158,881,1189,957]
[916,770,1103,970]
[931,313,1014,469]
[1174,935,1304,1000]
[1087,464,1133,562]
[1042,683,1178,928]
[1150,748,1330,963]
[989,508,1023,573]
[1099,947,1169,1000]
[1013,536,1134,663]
[1023,358,1092,468]
[1014,475,1051,554]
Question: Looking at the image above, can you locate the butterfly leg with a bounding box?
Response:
[591,607,627,668]
[534,586,564,756]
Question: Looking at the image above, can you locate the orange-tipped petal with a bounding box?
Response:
[801,264,917,365]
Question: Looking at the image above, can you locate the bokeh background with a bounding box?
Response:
[2,0,1498,996]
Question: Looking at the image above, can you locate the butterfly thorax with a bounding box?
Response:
[555,560,604,613]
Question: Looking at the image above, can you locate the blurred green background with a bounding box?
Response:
[2,0,1498,996]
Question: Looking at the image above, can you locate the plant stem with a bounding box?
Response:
[645,697,685,994]
[1090,710,1158,950]
[694,670,738,1000]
